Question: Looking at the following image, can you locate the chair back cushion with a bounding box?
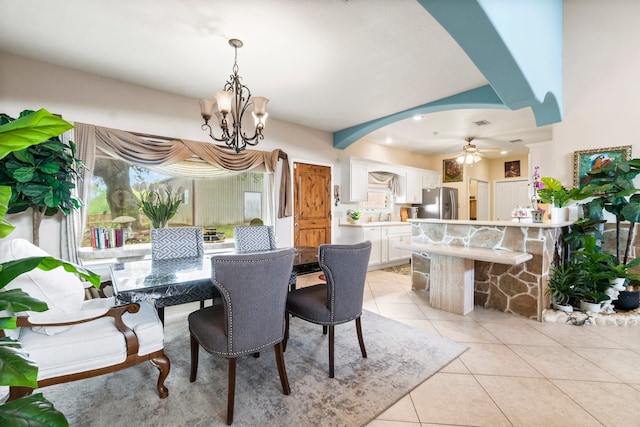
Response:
[234,225,277,253]
[320,241,372,322]
[211,248,295,355]
[151,227,204,260]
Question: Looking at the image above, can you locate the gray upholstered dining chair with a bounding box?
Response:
[284,241,372,378]
[151,227,209,321]
[234,225,277,253]
[188,248,296,425]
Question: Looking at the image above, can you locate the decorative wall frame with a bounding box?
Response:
[504,160,521,178]
[573,145,632,188]
[443,158,463,183]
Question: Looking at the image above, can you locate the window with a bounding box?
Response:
[83,156,270,247]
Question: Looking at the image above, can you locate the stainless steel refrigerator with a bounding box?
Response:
[414,187,458,219]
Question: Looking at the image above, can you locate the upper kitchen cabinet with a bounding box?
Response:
[340,157,368,202]
[422,170,440,189]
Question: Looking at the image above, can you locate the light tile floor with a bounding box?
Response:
[296,268,640,427]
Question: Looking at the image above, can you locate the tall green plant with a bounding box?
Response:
[579,158,640,265]
[0,109,100,426]
[0,110,84,246]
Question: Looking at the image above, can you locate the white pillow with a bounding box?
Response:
[0,239,86,333]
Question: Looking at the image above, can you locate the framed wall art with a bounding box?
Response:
[573,145,632,188]
[443,158,463,183]
[504,160,521,178]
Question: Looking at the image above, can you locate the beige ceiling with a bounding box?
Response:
[0,0,551,157]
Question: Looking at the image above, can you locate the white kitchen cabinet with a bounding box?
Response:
[339,224,411,269]
[422,171,440,189]
[394,171,422,204]
[406,170,423,204]
[362,226,383,265]
[385,225,412,263]
[340,157,368,202]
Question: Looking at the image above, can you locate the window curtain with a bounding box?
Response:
[368,171,400,196]
[67,123,292,260]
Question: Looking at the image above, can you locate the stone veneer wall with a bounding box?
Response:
[411,222,566,321]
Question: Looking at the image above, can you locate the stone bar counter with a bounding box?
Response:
[397,219,573,321]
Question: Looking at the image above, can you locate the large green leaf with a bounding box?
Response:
[0,186,14,237]
[0,109,73,161]
[0,393,68,427]
[0,288,48,314]
[0,337,38,388]
[0,257,101,289]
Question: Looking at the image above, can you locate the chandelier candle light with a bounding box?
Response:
[199,39,269,153]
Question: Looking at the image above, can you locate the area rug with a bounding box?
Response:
[380,262,411,276]
[40,308,466,426]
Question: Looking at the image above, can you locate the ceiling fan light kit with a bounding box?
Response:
[456,137,482,164]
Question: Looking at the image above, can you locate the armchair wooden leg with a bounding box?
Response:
[274,341,291,395]
[150,352,171,398]
[8,386,33,402]
[355,316,367,359]
[329,325,335,378]
[227,358,236,425]
[190,334,199,382]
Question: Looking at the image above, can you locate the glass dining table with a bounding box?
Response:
[109,246,321,322]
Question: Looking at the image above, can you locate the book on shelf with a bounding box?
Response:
[90,226,125,249]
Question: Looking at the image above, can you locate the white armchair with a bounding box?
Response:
[0,239,170,401]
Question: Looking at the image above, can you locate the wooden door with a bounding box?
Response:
[294,162,331,248]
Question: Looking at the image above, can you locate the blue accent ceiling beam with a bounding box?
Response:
[334,85,505,150]
[333,0,563,150]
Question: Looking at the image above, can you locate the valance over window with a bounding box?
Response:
[63,123,291,263]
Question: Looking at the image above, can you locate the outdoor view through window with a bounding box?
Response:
[83,157,269,247]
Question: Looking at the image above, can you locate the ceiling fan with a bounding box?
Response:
[453,137,502,164]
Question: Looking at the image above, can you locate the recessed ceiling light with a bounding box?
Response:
[412,115,422,121]
[509,139,523,143]
[500,150,508,155]
[473,120,491,126]
[385,137,393,144]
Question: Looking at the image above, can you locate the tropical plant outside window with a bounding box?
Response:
[83,156,270,246]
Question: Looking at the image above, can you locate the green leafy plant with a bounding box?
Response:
[346,209,362,221]
[0,110,84,246]
[133,182,184,229]
[578,158,640,267]
[0,109,100,426]
[546,262,582,306]
[537,177,576,207]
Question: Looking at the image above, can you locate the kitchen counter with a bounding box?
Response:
[404,218,571,321]
[339,221,409,227]
[407,218,574,228]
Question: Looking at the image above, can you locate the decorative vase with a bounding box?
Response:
[532,210,545,223]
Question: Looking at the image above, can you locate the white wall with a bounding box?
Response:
[0,52,428,255]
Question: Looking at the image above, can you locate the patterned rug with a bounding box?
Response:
[381,262,411,276]
[40,307,465,426]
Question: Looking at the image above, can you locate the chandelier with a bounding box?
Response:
[456,138,482,164]
[199,39,268,153]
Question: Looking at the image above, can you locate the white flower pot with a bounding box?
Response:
[553,302,574,313]
[550,207,569,224]
[580,300,603,313]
